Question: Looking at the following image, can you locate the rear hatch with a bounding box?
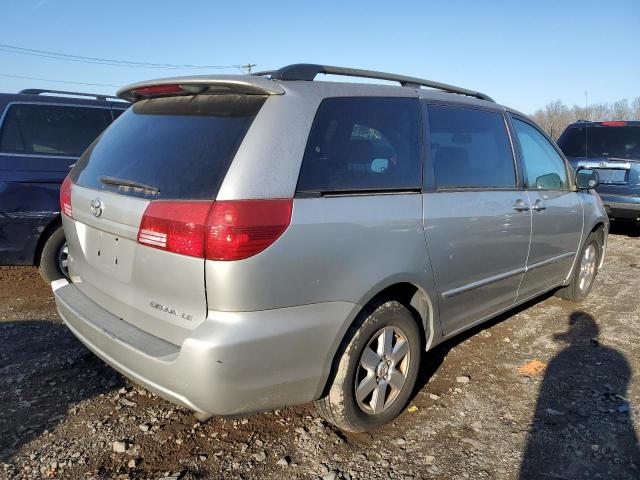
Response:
[557,122,640,193]
[64,93,266,344]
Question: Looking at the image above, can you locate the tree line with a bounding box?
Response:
[530,97,640,139]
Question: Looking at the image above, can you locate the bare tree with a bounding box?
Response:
[631,97,640,120]
[532,96,640,139]
[610,99,631,120]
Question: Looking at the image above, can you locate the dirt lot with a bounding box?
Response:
[1,225,639,480]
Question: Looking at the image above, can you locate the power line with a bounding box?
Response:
[0,73,121,88]
[0,43,245,70]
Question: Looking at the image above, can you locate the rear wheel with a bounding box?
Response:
[315,300,421,432]
[555,232,601,302]
[38,226,69,283]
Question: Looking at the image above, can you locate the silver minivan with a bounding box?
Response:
[52,64,608,432]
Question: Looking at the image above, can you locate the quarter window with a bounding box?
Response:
[297,97,421,193]
[427,105,516,189]
[0,104,111,157]
[512,118,569,190]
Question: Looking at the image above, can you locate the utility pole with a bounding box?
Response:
[241,63,257,74]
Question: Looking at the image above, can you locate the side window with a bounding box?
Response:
[297,97,421,193]
[512,118,569,190]
[0,104,111,157]
[428,105,516,189]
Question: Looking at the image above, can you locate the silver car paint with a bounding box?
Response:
[54,278,359,415]
[66,186,207,345]
[423,191,531,336]
[517,190,583,299]
[205,194,431,311]
[53,74,609,418]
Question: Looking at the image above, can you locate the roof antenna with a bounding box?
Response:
[584,91,589,160]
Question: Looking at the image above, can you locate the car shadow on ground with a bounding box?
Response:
[0,319,123,461]
[412,292,556,396]
[518,311,640,479]
[609,220,640,237]
[411,303,640,479]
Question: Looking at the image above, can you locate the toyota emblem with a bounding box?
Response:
[90,199,103,217]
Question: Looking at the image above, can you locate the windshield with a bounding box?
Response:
[71,94,265,199]
[557,125,640,160]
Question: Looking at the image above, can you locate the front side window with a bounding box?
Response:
[297,97,421,193]
[427,105,516,189]
[512,118,569,190]
[0,104,111,157]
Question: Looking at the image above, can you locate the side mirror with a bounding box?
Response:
[535,173,563,190]
[576,168,599,190]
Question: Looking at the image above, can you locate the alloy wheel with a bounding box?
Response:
[354,326,411,415]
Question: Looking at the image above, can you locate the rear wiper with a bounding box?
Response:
[99,175,160,194]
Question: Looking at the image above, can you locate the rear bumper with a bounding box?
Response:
[599,194,640,220]
[52,280,358,416]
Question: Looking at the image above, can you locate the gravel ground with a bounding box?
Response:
[1,224,639,480]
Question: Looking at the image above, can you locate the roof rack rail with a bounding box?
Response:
[19,89,122,101]
[253,64,494,102]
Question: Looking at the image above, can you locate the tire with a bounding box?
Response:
[554,232,601,302]
[38,226,69,283]
[315,300,422,432]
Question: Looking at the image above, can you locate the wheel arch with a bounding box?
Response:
[316,279,437,400]
[33,214,62,266]
[588,221,607,270]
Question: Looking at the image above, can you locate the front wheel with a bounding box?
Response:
[315,300,422,432]
[555,232,601,302]
[38,226,69,283]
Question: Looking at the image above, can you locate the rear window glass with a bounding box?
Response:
[557,125,640,159]
[296,97,422,193]
[428,105,515,189]
[72,95,265,200]
[0,104,111,157]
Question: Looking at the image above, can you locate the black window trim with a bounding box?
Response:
[0,101,113,158]
[421,101,523,193]
[509,113,576,192]
[294,96,424,198]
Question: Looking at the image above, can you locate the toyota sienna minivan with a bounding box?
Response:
[52,64,608,432]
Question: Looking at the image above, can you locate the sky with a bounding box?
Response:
[0,0,638,114]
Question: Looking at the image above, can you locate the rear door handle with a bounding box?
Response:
[513,199,530,212]
[532,199,546,211]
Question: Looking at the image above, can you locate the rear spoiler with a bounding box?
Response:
[118,75,284,102]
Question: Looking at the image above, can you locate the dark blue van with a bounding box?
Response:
[0,89,128,281]
[557,121,640,225]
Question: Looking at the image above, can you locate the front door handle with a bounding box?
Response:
[532,199,546,211]
[513,199,530,212]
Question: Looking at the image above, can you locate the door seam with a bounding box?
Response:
[514,190,533,301]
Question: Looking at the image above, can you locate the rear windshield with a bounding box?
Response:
[71,95,265,199]
[557,125,640,160]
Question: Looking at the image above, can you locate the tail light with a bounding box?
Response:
[600,121,626,126]
[137,199,292,260]
[137,202,212,257]
[60,176,73,218]
[131,84,206,98]
[205,200,293,261]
